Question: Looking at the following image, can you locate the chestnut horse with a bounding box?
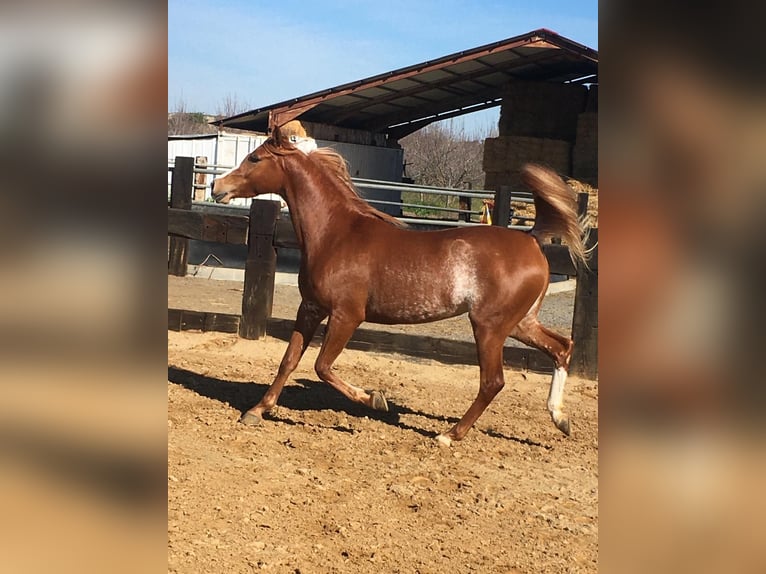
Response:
[211,126,587,445]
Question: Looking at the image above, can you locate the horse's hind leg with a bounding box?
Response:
[314,312,389,411]
[436,321,507,446]
[240,300,327,425]
[510,316,574,436]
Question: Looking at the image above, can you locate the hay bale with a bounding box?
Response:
[498,81,587,141]
[483,134,572,192]
[483,136,571,174]
[585,85,598,112]
[484,171,525,191]
[572,113,597,185]
[302,121,387,146]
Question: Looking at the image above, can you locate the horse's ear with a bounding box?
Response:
[271,125,284,147]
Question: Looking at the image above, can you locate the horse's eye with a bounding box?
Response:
[247,154,260,163]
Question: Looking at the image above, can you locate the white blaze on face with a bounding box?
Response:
[290,136,317,155]
[212,166,238,197]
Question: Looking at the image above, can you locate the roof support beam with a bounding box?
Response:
[360,85,504,132]
[385,99,503,140]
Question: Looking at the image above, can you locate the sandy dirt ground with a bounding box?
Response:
[168,279,597,574]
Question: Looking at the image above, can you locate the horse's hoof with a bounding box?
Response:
[370,390,389,412]
[435,434,452,447]
[240,411,263,426]
[554,415,571,437]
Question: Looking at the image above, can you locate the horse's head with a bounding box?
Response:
[211,127,293,204]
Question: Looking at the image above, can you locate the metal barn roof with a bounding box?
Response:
[215,29,597,139]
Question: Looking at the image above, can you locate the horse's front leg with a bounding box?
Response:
[240,300,327,425]
[313,311,389,412]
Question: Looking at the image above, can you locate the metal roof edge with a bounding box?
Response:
[167,133,218,140]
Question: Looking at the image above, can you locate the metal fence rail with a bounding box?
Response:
[396,217,532,230]
[354,178,494,199]
[169,159,535,227]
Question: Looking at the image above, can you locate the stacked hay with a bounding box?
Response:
[484,82,598,198]
[483,136,572,190]
[503,176,598,227]
[568,178,599,227]
[484,81,588,192]
[584,84,598,113]
[301,120,388,146]
[572,112,598,186]
[571,85,598,185]
[498,81,587,141]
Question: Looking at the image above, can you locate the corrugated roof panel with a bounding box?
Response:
[445,59,499,74]
[469,71,512,85]
[475,51,532,67]
[348,86,392,99]
[450,79,500,93]
[413,69,455,84]
[410,88,460,102]
[389,95,435,108]
[322,92,364,108]
[378,78,423,91]
[361,103,410,115]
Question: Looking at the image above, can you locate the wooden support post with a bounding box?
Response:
[570,227,598,379]
[458,182,472,222]
[458,196,471,222]
[168,156,194,276]
[577,192,589,220]
[239,200,280,340]
[194,156,207,201]
[492,185,512,228]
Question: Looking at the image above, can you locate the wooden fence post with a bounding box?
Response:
[491,185,512,228]
[239,200,280,340]
[168,156,194,276]
[577,192,589,222]
[194,156,208,201]
[458,195,471,222]
[458,182,472,222]
[570,227,598,379]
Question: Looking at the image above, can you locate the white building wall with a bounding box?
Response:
[168,131,403,212]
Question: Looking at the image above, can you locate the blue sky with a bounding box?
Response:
[168,0,597,128]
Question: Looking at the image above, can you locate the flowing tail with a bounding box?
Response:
[521,164,589,268]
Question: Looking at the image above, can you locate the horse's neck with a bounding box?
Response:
[283,166,359,259]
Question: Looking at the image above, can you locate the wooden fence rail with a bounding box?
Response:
[168,156,598,378]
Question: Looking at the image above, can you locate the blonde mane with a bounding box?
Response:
[307,147,406,228]
[260,137,406,228]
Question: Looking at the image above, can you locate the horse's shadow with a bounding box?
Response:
[168,366,550,448]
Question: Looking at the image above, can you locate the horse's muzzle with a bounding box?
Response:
[210,180,228,203]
